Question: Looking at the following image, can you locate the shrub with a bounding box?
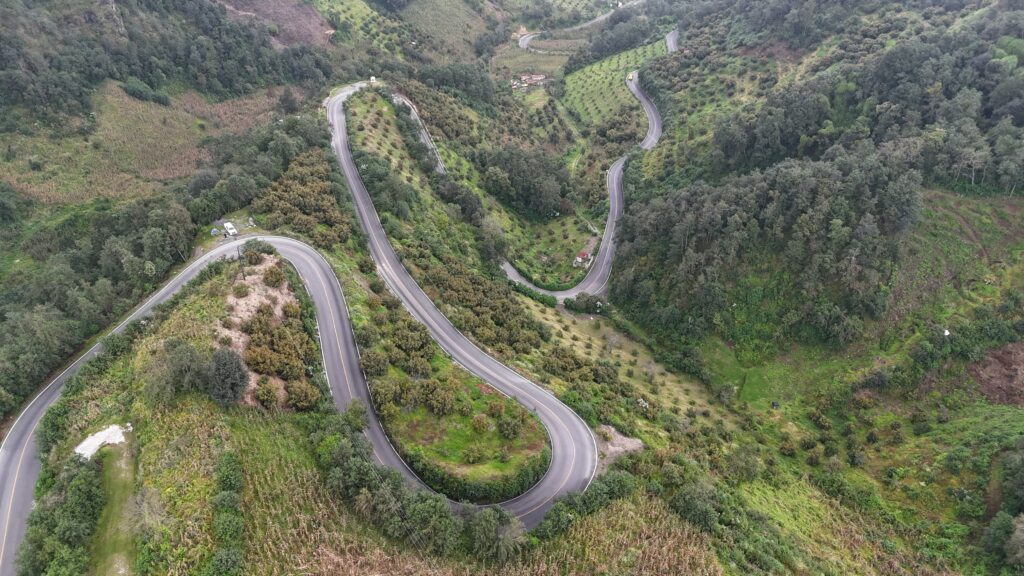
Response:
[263,265,285,288]
[285,379,320,411]
[16,457,105,576]
[533,470,637,539]
[210,348,249,407]
[472,413,490,433]
[206,548,243,576]
[984,511,1015,560]
[498,414,524,440]
[469,508,524,565]
[207,451,245,575]
[213,511,244,542]
[0,386,14,416]
[464,445,485,464]
[254,376,279,409]
[404,492,463,555]
[360,350,389,377]
[670,481,719,533]
[1006,515,1024,568]
[424,378,456,416]
[242,239,275,255]
[216,452,243,493]
[244,250,264,266]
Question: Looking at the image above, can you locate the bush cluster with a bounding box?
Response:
[143,340,248,408]
[16,458,105,576]
[204,451,245,576]
[306,404,526,563]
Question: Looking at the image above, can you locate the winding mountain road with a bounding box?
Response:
[0,236,388,576]
[518,0,647,52]
[0,10,671,570]
[0,86,603,576]
[501,71,662,302]
[391,92,446,175]
[327,84,597,528]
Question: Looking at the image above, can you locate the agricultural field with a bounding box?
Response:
[519,296,727,442]
[347,89,432,192]
[528,37,588,54]
[0,82,279,204]
[491,44,571,78]
[505,215,599,290]
[311,0,408,55]
[498,0,605,22]
[38,269,235,574]
[400,0,489,59]
[33,251,543,573]
[562,41,666,130]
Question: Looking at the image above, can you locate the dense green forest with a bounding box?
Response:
[0,0,331,121]
[616,0,1024,350]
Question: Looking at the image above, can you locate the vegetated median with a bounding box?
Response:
[355,261,551,504]
[243,138,555,504]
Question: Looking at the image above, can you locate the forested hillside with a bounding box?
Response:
[0,0,331,120]
[616,0,1024,349]
[4,0,1024,574]
[0,0,340,421]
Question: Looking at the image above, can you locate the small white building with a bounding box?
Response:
[573,250,593,268]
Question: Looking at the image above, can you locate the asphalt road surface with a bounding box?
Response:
[0,235,403,575]
[666,28,679,53]
[0,198,598,573]
[327,85,598,527]
[518,0,648,51]
[518,32,541,49]
[391,92,446,175]
[501,71,662,302]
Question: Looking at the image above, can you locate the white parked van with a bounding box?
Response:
[223,222,238,236]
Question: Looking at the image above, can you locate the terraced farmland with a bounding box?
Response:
[562,41,666,129]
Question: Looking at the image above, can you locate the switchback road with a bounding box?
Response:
[0,236,394,575]
[327,85,598,527]
[501,71,662,302]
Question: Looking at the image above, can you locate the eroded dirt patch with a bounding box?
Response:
[970,342,1024,406]
[595,424,643,475]
[218,0,333,48]
[217,256,298,403]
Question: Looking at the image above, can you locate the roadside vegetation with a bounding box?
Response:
[562,41,665,130]
[7,0,1024,573]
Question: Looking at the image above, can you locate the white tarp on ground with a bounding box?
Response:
[74,424,132,459]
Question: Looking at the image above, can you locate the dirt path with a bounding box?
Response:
[948,202,990,264]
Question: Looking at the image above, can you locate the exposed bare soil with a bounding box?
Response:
[217,256,298,403]
[595,424,643,475]
[970,342,1024,406]
[218,0,333,48]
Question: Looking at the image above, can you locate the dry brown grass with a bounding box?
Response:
[174,87,280,134]
[303,493,722,576]
[0,82,279,203]
[506,495,722,576]
[93,83,213,182]
[217,0,333,47]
